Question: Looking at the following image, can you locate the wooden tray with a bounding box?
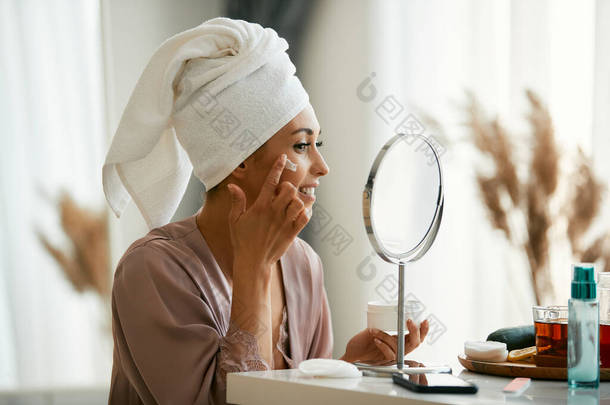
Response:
[458,354,610,381]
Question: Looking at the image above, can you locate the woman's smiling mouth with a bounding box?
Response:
[298,184,317,203]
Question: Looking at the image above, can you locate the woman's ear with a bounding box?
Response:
[231,160,248,180]
[232,146,262,180]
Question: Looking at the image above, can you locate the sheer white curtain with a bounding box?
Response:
[0,0,110,388]
[302,0,609,364]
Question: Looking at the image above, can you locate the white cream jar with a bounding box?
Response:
[367,300,423,333]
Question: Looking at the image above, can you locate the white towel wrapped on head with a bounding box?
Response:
[102,17,309,230]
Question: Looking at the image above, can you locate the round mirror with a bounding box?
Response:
[361,133,444,371]
[363,133,444,264]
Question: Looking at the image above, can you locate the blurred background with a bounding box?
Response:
[1,0,609,402]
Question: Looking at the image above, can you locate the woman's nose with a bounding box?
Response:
[312,149,330,177]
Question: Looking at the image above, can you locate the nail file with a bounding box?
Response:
[502,377,531,396]
[285,158,297,171]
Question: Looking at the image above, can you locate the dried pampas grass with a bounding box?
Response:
[466,90,608,305]
[36,191,110,299]
[566,149,605,255]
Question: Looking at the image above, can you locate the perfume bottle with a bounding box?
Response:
[568,263,599,388]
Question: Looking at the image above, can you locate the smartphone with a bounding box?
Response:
[392,372,478,394]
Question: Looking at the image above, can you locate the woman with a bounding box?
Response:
[103,17,429,405]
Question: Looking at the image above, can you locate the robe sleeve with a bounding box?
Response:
[111,243,269,405]
[307,252,334,359]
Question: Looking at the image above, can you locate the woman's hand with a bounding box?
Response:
[227,154,310,274]
[340,319,429,365]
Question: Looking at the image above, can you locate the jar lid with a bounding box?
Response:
[367,300,424,312]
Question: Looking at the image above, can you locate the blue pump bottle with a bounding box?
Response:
[567,263,599,388]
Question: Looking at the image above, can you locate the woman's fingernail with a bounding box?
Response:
[374,338,381,344]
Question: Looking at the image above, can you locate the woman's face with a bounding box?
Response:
[241,104,329,211]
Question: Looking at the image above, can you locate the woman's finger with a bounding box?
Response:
[227,183,247,224]
[404,319,421,353]
[372,329,397,354]
[420,374,428,386]
[288,208,310,235]
[368,357,395,366]
[258,154,287,205]
[373,337,395,360]
[406,318,418,337]
[420,319,430,342]
[271,181,297,214]
[284,197,305,222]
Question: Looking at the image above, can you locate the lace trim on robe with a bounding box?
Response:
[275,306,294,369]
[216,321,270,390]
[216,305,294,390]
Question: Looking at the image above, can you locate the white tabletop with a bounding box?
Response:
[227,366,610,405]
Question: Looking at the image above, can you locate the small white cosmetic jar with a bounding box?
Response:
[367,300,422,333]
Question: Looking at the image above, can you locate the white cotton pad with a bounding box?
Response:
[464,341,508,362]
[298,359,362,378]
[285,158,297,172]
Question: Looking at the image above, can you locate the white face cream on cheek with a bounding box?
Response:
[284,158,312,220]
[285,157,297,172]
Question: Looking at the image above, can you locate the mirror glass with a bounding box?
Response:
[364,134,443,262]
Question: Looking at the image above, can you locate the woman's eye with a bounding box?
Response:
[294,140,324,152]
[294,142,310,152]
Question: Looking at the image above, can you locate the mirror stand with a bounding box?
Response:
[397,262,405,369]
[357,263,407,373]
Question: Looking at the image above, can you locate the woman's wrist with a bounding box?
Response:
[233,258,273,286]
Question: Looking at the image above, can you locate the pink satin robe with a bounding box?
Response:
[108,209,333,404]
